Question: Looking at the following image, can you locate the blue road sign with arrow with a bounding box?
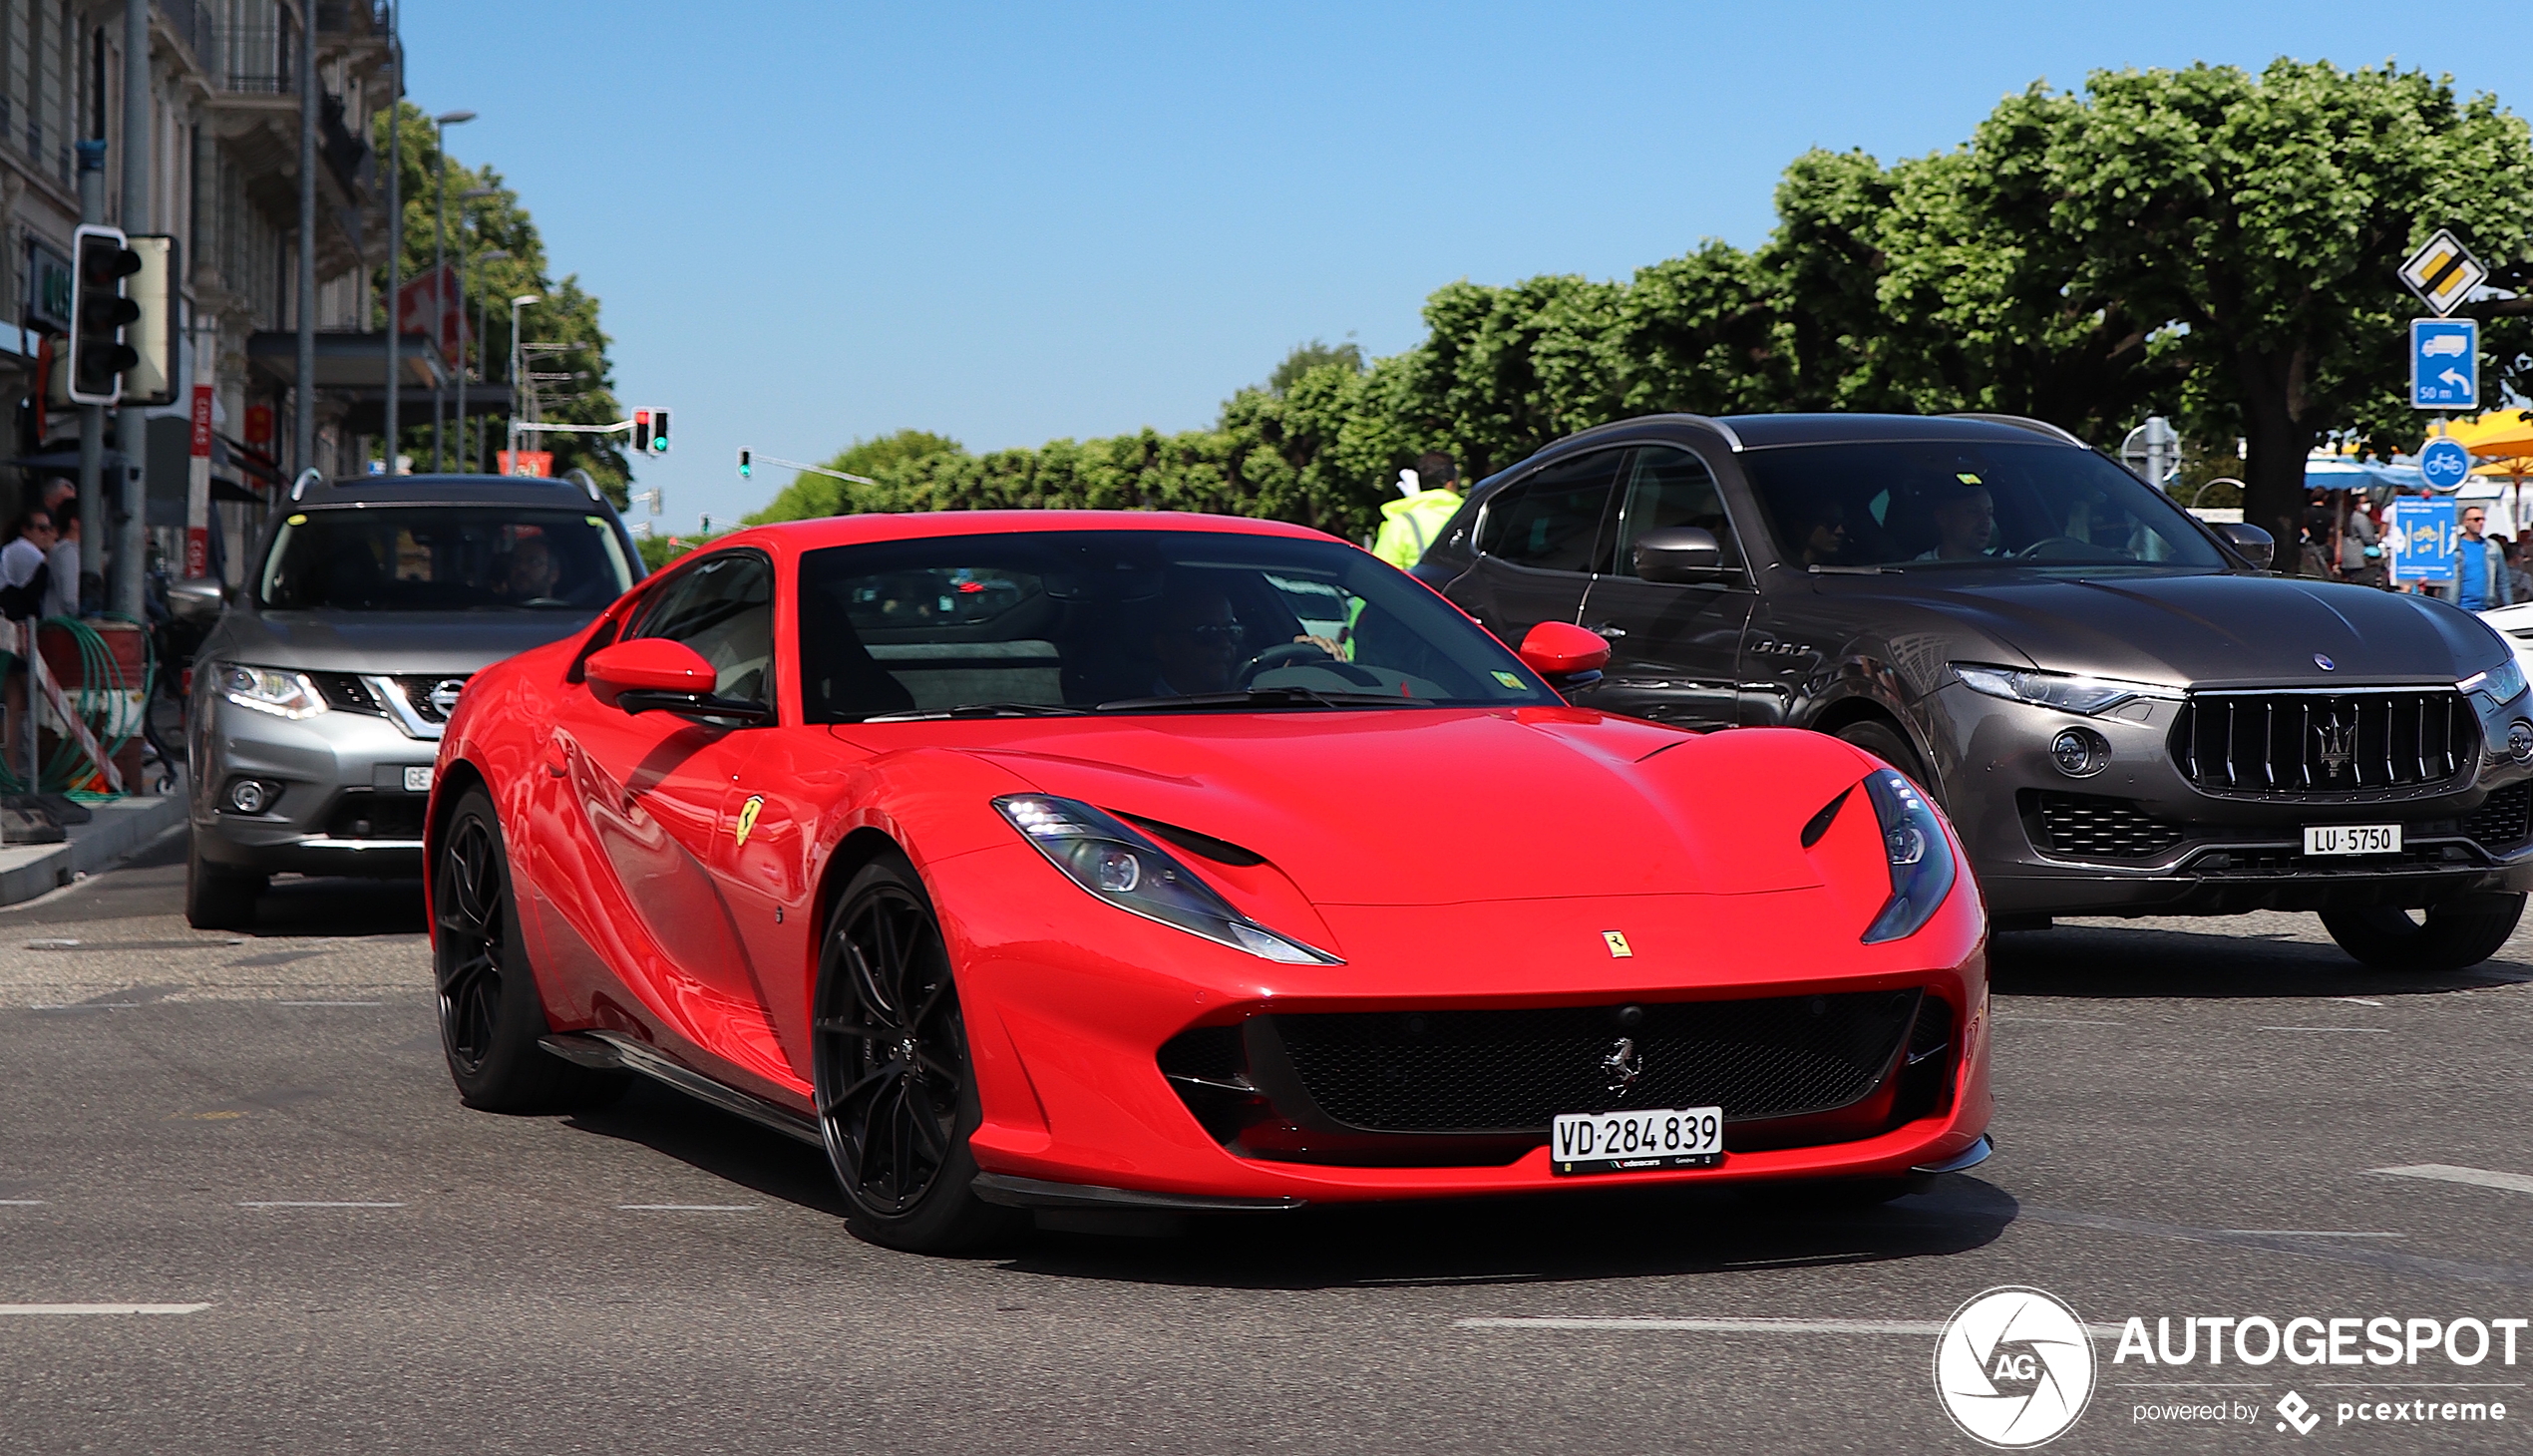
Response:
[2419,437,2474,492]
[2411,317,2478,409]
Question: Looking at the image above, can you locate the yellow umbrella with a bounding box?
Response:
[2446,410,2533,459]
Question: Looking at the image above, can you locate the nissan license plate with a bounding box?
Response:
[403,767,435,794]
[1550,1105,1723,1176]
[2303,824,2399,857]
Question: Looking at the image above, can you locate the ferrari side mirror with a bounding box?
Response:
[585,638,717,709]
[1517,620,1611,690]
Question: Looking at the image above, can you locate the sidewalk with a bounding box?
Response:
[0,792,189,908]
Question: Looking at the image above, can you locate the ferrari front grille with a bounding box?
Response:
[1266,990,1921,1135]
[2171,689,2475,798]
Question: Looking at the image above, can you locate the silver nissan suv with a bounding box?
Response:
[181,474,643,928]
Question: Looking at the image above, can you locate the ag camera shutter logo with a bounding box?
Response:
[1934,1285,2097,1447]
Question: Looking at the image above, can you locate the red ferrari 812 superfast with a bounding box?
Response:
[427,511,1992,1252]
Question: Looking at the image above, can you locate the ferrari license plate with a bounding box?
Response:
[2304,824,2400,857]
[1550,1105,1723,1175]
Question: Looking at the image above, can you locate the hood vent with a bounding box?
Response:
[1113,811,1266,867]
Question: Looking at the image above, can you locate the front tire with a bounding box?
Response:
[2321,894,2526,973]
[184,834,264,930]
[433,786,623,1112]
[812,852,1015,1254]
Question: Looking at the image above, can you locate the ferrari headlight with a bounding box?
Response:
[217,662,326,719]
[1953,663,2172,716]
[994,795,1340,965]
[1860,769,1958,944]
[2458,659,2528,705]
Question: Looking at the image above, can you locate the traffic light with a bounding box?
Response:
[631,408,652,454]
[738,448,751,479]
[648,407,670,454]
[67,223,141,405]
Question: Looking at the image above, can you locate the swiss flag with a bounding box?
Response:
[395,264,472,367]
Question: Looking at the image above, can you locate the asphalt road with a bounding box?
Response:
[6,830,2532,1454]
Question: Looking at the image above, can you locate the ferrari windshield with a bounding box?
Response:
[797,529,1561,720]
[258,507,636,610]
[1739,440,2228,571]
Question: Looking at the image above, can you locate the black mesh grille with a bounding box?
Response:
[2184,842,2481,877]
[311,672,382,715]
[322,790,428,841]
[2030,792,2186,860]
[2172,691,2475,797]
[389,674,471,725]
[2464,782,2533,849]
[1268,990,1919,1134]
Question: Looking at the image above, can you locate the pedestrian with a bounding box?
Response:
[0,508,57,621]
[2337,502,2380,586]
[2503,537,2533,604]
[1370,452,1465,569]
[42,496,78,619]
[2456,505,2512,610]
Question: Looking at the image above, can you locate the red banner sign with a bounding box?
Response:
[396,264,472,367]
[497,450,553,478]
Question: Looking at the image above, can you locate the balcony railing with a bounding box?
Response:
[215,23,293,94]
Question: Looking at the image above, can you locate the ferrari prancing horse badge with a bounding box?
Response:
[734,795,764,848]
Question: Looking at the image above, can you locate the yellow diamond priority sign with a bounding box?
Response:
[2398,228,2486,317]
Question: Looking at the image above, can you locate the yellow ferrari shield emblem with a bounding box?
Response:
[1603,930,1632,958]
[734,795,764,848]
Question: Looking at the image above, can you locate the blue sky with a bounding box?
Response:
[402,2,2523,529]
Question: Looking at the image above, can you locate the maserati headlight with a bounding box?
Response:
[2458,659,2528,705]
[217,662,326,719]
[994,795,1340,965]
[1860,769,1959,944]
[1953,663,2174,716]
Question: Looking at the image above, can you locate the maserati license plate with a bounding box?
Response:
[2304,824,2400,857]
[1550,1105,1723,1175]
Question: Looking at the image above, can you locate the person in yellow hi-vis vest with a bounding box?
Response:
[1370,453,1465,569]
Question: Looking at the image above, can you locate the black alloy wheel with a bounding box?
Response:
[2320,893,2527,973]
[432,787,623,1112]
[813,853,1013,1253]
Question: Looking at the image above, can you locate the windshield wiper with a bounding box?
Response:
[857,702,1089,722]
[1094,686,1426,712]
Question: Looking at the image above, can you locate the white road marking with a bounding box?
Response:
[0,1303,209,1315]
[2333,997,2386,1007]
[1455,1316,2128,1337]
[275,1001,383,1007]
[615,1204,761,1212]
[1994,1017,2126,1026]
[0,1199,45,1206]
[237,1201,405,1209]
[2373,1165,2533,1196]
[2218,1230,2403,1239]
[2258,1025,2392,1033]
[28,1002,139,1010]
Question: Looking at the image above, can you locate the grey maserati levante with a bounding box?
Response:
[181,475,642,928]
[1413,413,2533,971]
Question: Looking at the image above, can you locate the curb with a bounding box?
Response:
[0,793,189,908]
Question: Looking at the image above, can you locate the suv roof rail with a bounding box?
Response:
[1944,412,2088,448]
[289,468,322,501]
[562,468,603,504]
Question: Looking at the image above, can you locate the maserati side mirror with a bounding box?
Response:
[2215,521,2275,570]
[1517,620,1611,690]
[1633,526,1724,582]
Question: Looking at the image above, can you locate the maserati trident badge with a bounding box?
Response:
[1602,1037,1642,1095]
[2314,717,2353,780]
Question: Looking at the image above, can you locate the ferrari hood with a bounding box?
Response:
[1868,571,2507,690]
[857,711,1866,907]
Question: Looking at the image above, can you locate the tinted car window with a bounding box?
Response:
[625,551,775,702]
[796,530,1562,722]
[1740,440,2227,570]
[258,508,634,610]
[1477,449,1621,572]
[1609,446,1739,571]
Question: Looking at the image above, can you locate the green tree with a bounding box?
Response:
[1265,337,1364,395]
[371,103,629,501]
[743,430,968,524]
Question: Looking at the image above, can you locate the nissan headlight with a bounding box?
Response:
[994,795,1339,965]
[217,663,326,719]
[2458,659,2529,706]
[1953,663,2173,716]
[1860,769,1959,944]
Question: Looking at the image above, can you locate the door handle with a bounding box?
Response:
[1590,623,1627,639]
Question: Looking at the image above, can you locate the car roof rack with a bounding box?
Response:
[1943,412,2088,448]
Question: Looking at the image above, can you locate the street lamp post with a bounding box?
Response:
[463,244,508,472]
[506,293,542,470]
[430,110,476,473]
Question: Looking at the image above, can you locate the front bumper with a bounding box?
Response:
[1929,680,2533,917]
[186,690,439,877]
[930,842,1993,1205]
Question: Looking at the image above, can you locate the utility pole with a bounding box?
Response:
[74,141,106,614]
[430,111,474,472]
[382,3,401,473]
[113,0,151,616]
[462,242,509,472]
[293,2,316,481]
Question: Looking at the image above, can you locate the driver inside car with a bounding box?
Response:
[1150,585,1244,695]
[1915,484,1998,560]
[503,533,561,600]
